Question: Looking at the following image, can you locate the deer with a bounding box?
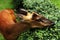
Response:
[0,9,54,40]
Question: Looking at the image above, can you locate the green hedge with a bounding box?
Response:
[0,0,60,40]
[17,0,60,40]
[0,0,14,10]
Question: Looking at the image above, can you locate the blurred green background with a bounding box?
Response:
[0,0,60,40]
[0,0,60,10]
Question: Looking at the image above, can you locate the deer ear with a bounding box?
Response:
[16,9,28,19]
[18,8,28,16]
[32,12,40,20]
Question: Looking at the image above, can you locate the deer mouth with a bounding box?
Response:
[35,17,55,27]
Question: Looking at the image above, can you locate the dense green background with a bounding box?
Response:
[51,0,60,9]
[0,0,60,40]
[0,0,60,10]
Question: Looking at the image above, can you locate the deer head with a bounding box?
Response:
[16,9,55,28]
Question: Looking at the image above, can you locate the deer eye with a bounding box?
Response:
[35,19,43,22]
[32,13,39,20]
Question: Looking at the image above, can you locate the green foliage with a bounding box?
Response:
[17,0,60,40]
[50,0,60,9]
[0,0,60,40]
[0,0,14,10]
[0,33,4,40]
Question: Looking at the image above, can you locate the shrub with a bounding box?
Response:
[17,0,60,40]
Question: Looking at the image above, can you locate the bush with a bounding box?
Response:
[17,0,60,40]
[0,0,60,40]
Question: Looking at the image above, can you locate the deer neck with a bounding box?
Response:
[3,21,31,40]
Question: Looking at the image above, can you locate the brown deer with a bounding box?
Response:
[0,9,54,40]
